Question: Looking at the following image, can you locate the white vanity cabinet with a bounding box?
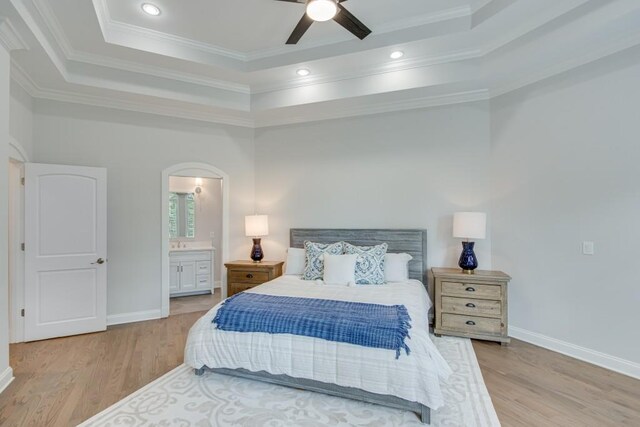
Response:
[169,250,214,296]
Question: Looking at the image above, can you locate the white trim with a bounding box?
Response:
[8,136,29,163]
[10,61,38,97]
[161,163,230,318]
[255,89,490,128]
[0,367,14,394]
[250,49,482,94]
[107,309,161,326]
[9,63,254,128]
[8,157,26,344]
[510,326,640,380]
[91,0,471,63]
[491,30,640,97]
[0,18,29,51]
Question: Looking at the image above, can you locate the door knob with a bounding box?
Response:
[92,258,106,265]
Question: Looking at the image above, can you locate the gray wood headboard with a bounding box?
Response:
[289,229,428,283]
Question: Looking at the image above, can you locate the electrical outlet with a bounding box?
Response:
[210,232,215,238]
[582,241,595,255]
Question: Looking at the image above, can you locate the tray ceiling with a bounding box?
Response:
[2,0,640,127]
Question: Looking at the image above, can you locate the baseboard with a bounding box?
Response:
[510,326,640,380]
[0,367,14,394]
[107,309,162,326]
[214,281,222,289]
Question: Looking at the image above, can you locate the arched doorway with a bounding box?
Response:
[161,162,230,317]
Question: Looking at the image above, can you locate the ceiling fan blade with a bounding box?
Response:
[274,0,305,3]
[333,4,372,40]
[286,13,314,44]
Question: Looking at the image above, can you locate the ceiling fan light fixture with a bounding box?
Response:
[306,0,338,22]
[390,51,404,59]
[296,68,311,76]
[141,3,161,16]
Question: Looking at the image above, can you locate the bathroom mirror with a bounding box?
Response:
[169,192,196,238]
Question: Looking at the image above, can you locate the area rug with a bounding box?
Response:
[79,335,500,426]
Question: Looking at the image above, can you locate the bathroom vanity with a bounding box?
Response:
[169,248,215,296]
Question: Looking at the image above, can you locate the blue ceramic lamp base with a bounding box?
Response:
[458,241,478,274]
[250,238,264,263]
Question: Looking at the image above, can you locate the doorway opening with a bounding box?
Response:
[161,163,229,318]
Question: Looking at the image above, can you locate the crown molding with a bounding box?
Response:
[32,0,249,94]
[92,0,472,64]
[491,29,640,97]
[11,60,39,96]
[251,48,482,94]
[34,88,256,128]
[0,18,29,51]
[254,89,490,128]
[11,60,254,128]
[26,0,596,101]
[9,0,640,130]
[68,50,251,95]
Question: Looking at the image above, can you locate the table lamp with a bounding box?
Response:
[453,212,486,274]
[245,215,269,262]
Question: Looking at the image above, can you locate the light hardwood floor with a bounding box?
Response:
[0,313,638,426]
[170,291,221,316]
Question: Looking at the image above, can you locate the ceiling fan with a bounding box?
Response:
[276,0,372,45]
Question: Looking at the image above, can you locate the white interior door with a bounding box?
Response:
[24,163,107,341]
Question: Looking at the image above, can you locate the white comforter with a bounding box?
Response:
[184,275,452,410]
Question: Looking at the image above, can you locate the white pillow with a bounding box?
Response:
[322,254,358,286]
[284,247,306,275]
[385,253,413,282]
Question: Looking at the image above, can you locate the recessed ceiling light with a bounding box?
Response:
[306,0,338,22]
[390,51,404,60]
[141,3,161,16]
[296,68,311,77]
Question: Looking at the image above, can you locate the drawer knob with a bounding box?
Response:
[465,303,476,308]
[465,287,476,292]
[246,273,254,279]
[466,320,476,326]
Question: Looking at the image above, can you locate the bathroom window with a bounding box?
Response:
[169,192,196,239]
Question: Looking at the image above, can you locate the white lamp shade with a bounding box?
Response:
[453,212,486,240]
[245,215,269,237]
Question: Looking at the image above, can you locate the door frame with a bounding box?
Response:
[161,162,229,318]
[8,136,28,343]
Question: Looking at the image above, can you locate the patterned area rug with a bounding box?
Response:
[80,335,500,426]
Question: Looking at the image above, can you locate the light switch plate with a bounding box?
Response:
[582,241,595,255]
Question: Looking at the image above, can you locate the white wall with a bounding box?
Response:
[9,80,33,159]
[254,102,494,291]
[33,101,255,318]
[491,47,640,369]
[0,45,13,392]
[169,176,223,282]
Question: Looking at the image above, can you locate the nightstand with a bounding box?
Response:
[432,267,511,345]
[225,261,284,297]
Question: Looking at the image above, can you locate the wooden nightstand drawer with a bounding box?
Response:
[441,281,501,300]
[442,296,501,317]
[225,261,285,298]
[229,270,270,284]
[441,313,502,335]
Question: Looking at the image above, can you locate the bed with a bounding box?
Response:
[184,229,451,424]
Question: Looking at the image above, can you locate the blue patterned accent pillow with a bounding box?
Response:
[344,242,388,285]
[302,241,344,280]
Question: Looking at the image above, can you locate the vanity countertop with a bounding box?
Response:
[170,246,215,253]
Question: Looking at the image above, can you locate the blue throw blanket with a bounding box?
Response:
[213,293,412,358]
